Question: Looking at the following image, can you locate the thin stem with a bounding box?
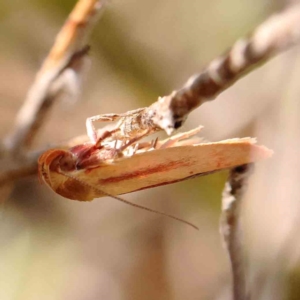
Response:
[3,0,106,154]
[148,4,300,134]
[220,164,254,300]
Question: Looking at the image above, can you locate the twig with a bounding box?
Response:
[220,164,254,300]
[3,0,106,154]
[86,4,300,139]
[147,4,300,134]
[0,161,38,186]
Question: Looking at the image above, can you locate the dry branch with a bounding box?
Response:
[146,4,300,134]
[3,0,106,154]
[86,3,300,141]
[220,164,254,300]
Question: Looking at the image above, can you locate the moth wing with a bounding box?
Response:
[70,138,272,200]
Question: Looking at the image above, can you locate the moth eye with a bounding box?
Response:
[58,155,76,172]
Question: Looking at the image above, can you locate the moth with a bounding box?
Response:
[38,115,272,229]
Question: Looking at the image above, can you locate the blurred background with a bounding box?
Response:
[1,0,300,299]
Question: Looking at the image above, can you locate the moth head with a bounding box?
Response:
[38,149,77,192]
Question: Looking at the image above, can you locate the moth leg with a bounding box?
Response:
[112,139,119,151]
[94,127,120,148]
[149,137,159,150]
[126,142,140,157]
[129,137,158,155]
[132,143,140,155]
[159,126,203,149]
[117,129,150,154]
[76,127,122,164]
[128,141,152,152]
[86,108,145,143]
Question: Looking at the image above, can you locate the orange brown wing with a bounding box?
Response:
[38,138,272,201]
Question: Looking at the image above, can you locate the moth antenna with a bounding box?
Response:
[59,170,199,230]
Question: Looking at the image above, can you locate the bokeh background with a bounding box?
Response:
[1,0,300,299]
